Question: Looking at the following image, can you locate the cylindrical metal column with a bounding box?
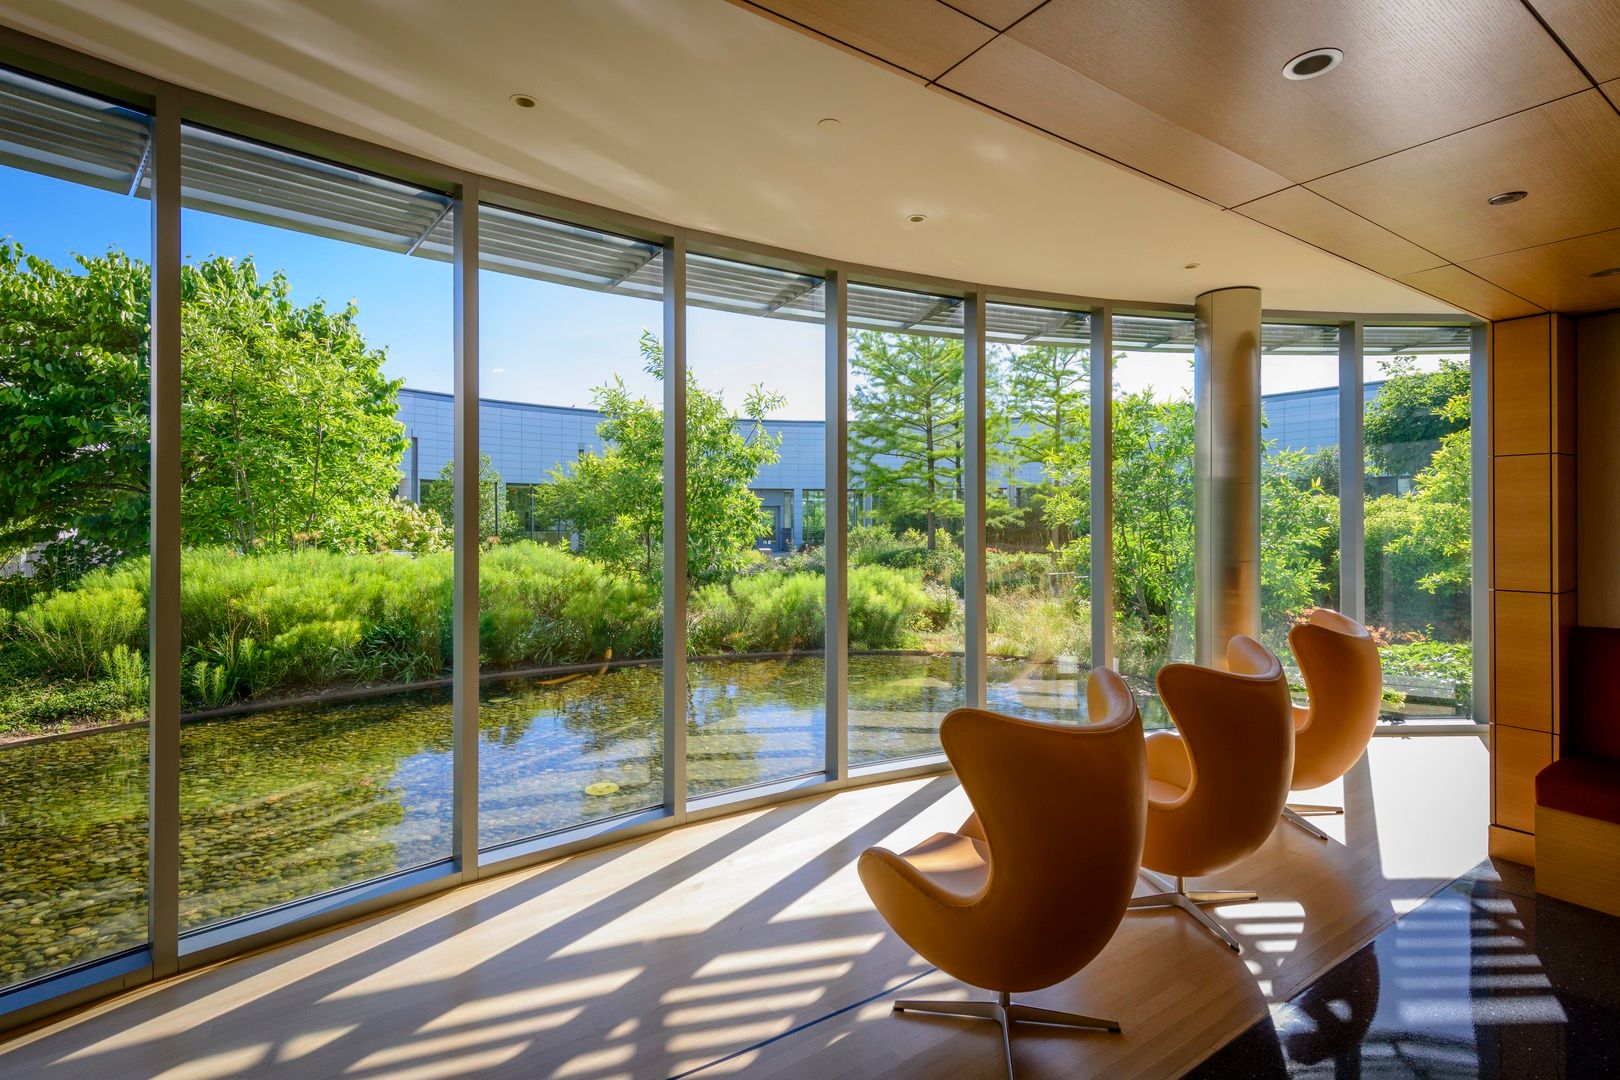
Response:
[1194,286,1262,668]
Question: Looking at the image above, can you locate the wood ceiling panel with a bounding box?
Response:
[1004,0,1586,182]
[1530,0,1620,82]
[742,0,994,80]
[1605,79,1620,111]
[1309,91,1620,264]
[1235,187,1446,278]
[1398,265,1542,321]
[946,0,1044,31]
[1464,228,1620,314]
[938,36,1291,207]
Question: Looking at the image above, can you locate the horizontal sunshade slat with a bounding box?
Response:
[0,65,1472,351]
[0,67,149,194]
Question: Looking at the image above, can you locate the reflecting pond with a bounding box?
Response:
[0,652,1162,989]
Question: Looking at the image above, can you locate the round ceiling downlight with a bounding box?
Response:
[1283,48,1343,80]
[1592,266,1620,278]
[509,93,538,109]
[905,213,928,224]
[1487,190,1528,206]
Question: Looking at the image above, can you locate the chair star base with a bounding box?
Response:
[893,991,1120,1079]
[1127,874,1257,952]
[1282,802,1344,840]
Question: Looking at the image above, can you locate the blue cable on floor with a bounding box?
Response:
[666,966,941,1079]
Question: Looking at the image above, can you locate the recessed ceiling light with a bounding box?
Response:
[1487,190,1528,206]
[509,93,538,109]
[1592,266,1620,278]
[817,117,842,131]
[1184,262,1201,270]
[905,213,928,225]
[1283,48,1343,80]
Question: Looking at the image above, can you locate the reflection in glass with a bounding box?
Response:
[1111,315,1195,722]
[1259,324,1342,675]
[1364,334,1473,723]
[984,302,1093,723]
[475,206,666,847]
[685,253,826,797]
[0,69,152,988]
[177,126,454,927]
[846,285,966,763]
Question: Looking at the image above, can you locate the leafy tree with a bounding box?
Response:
[0,245,410,573]
[0,244,150,575]
[180,257,407,551]
[1364,355,1469,477]
[849,332,965,551]
[1260,447,1338,651]
[538,333,783,583]
[1109,386,1196,667]
[420,452,507,543]
[994,343,1090,549]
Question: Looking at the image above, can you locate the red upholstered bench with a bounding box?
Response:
[1535,626,1620,915]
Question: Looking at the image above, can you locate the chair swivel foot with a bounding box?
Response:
[1286,802,1345,816]
[1282,806,1333,840]
[894,991,1120,1079]
[1128,879,1252,952]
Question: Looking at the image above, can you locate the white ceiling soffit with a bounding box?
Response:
[0,0,1459,316]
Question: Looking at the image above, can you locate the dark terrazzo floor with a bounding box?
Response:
[1188,858,1620,1079]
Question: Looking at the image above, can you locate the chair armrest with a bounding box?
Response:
[1145,730,1192,791]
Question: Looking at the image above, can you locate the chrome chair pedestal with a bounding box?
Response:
[894,990,1120,1079]
[1282,802,1343,840]
[1128,873,1257,952]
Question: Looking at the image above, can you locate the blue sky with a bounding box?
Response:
[4,160,1372,418]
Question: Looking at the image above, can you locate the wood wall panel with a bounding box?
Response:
[1493,315,1552,455]
[1494,591,1553,732]
[1555,453,1578,593]
[1577,312,1620,628]
[1494,724,1554,832]
[1555,315,1577,455]
[1493,454,1553,593]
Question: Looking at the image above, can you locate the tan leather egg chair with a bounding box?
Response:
[1283,607,1383,840]
[858,669,1146,1079]
[1128,635,1294,952]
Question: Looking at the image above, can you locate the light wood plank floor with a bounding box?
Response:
[0,736,1487,1080]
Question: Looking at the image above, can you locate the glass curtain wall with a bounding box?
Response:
[1260,325,1342,673]
[474,207,666,848]
[984,302,1093,722]
[1110,315,1196,724]
[846,285,966,764]
[176,128,455,929]
[684,254,826,796]
[1364,326,1474,724]
[0,70,152,989]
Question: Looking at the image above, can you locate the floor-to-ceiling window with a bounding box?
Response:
[983,302,1093,722]
[683,254,827,796]
[177,127,455,928]
[0,69,152,990]
[1260,324,1342,673]
[474,206,666,848]
[846,285,966,764]
[1111,314,1195,724]
[1364,326,1474,724]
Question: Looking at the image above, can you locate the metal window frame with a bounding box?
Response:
[1338,320,1366,624]
[963,290,988,710]
[0,25,1490,1034]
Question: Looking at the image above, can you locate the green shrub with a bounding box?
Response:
[847,565,930,650]
[987,592,1089,663]
[0,677,142,735]
[690,572,824,654]
[101,644,149,708]
[12,560,147,679]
